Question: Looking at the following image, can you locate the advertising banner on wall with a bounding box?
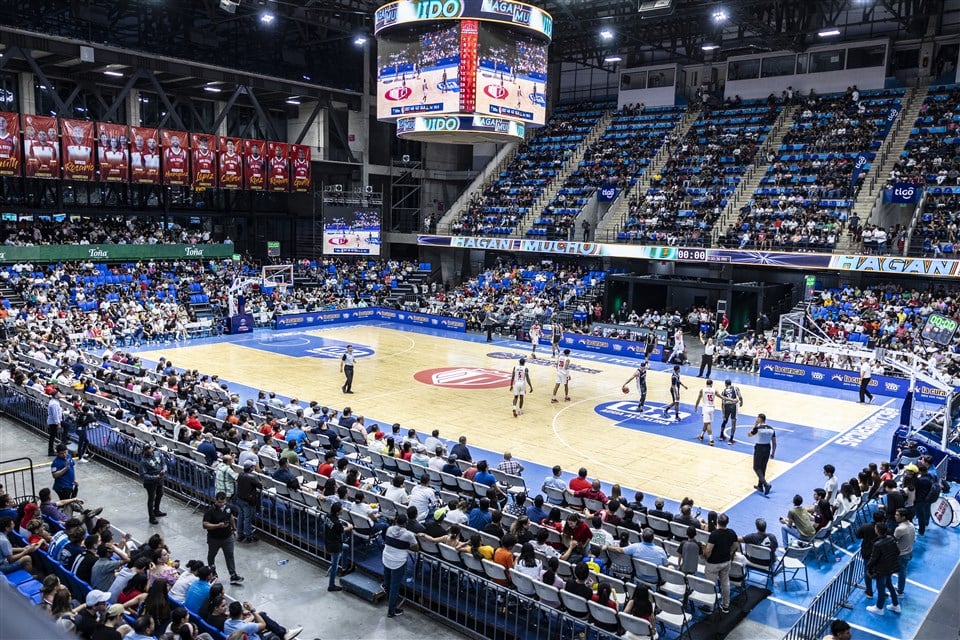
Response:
[161,129,190,186]
[60,119,95,181]
[129,127,160,185]
[97,122,129,183]
[22,115,59,179]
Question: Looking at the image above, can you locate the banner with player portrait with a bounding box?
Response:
[60,119,95,181]
[129,127,161,185]
[218,136,243,190]
[97,122,129,182]
[289,144,311,193]
[22,115,59,179]
[161,129,190,186]
[190,133,217,189]
[267,141,289,192]
[244,139,266,191]
[0,112,20,176]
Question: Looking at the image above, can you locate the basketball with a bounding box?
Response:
[622,385,629,394]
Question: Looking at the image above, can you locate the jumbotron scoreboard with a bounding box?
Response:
[375,0,552,143]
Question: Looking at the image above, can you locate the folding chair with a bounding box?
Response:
[619,611,659,639]
[652,591,690,638]
[781,545,810,591]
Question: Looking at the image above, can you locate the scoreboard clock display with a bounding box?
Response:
[676,248,707,262]
[920,313,959,346]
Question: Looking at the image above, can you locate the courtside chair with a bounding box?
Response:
[619,611,659,640]
[652,591,691,639]
[657,565,689,602]
[686,574,720,614]
[742,543,781,589]
[780,545,811,591]
[587,599,621,631]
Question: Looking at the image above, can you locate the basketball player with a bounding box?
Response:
[422,78,429,103]
[441,69,448,93]
[511,357,533,417]
[65,125,92,171]
[529,322,542,357]
[220,139,242,187]
[748,413,776,495]
[694,378,717,445]
[623,361,648,411]
[292,147,309,187]
[247,143,265,190]
[718,379,743,445]
[193,136,215,185]
[662,364,686,422]
[340,345,356,394]
[30,129,58,177]
[269,145,288,190]
[551,348,571,404]
[102,138,127,181]
[143,136,160,182]
[550,320,563,358]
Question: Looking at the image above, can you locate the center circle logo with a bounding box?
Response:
[328,236,349,245]
[414,367,512,389]
[484,85,510,100]
[385,86,413,101]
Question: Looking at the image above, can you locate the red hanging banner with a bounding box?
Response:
[161,129,190,186]
[218,136,243,190]
[290,144,311,193]
[244,139,266,191]
[61,119,95,181]
[129,127,161,185]
[0,112,21,176]
[191,133,217,189]
[23,115,59,179]
[267,141,289,192]
[97,122,129,183]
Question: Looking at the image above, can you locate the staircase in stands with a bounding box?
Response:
[0,280,24,308]
[436,139,523,234]
[834,86,925,253]
[384,270,431,308]
[594,107,702,242]
[709,105,797,247]
[511,109,617,238]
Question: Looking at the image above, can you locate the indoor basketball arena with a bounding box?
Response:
[1,1,960,640]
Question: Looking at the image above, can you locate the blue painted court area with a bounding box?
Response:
[131,321,960,640]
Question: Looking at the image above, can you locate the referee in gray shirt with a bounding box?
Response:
[749,413,776,496]
[340,345,355,394]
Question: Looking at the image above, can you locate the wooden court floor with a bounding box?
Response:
[138,326,876,511]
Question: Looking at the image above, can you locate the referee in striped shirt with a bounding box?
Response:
[749,413,776,495]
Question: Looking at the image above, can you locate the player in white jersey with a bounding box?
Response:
[694,378,717,446]
[511,357,533,417]
[529,322,542,356]
[551,348,572,403]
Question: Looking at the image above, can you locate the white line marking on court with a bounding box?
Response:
[845,622,904,640]
[766,595,806,611]
[905,577,940,594]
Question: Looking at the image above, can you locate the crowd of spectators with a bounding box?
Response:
[887,84,960,189]
[529,106,686,240]
[1,216,226,247]
[719,87,904,252]
[618,97,783,246]
[451,102,611,236]
[916,192,960,257]
[766,285,960,382]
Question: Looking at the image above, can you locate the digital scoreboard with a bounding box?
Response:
[375,0,552,144]
[920,313,959,346]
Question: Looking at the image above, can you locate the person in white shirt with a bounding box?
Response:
[858,359,874,404]
[383,475,410,506]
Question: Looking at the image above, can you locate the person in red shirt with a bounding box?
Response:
[569,467,592,493]
[492,534,517,586]
[574,480,608,506]
[185,412,203,431]
[317,452,336,477]
[562,513,592,547]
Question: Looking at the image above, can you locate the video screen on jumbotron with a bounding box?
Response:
[474,23,547,124]
[322,206,382,256]
[377,22,461,119]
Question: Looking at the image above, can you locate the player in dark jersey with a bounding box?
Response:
[622,361,648,411]
[718,379,744,445]
[661,364,687,422]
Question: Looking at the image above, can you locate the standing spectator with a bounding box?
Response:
[914,464,936,536]
[857,511,884,599]
[893,508,915,599]
[51,443,79,503]
[235,461,262,543]
[74,404,94,463]
[382,512,419,619]
[137,444,166,525]
[324,502,353,592]
[214,455,238,503]
[866,522,901,614]
[47,389,64,456]
[202,492,244,585]
[703,513,739,614]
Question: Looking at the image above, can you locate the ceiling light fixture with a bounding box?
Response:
[203,86,223,93]
[260,12,275,24]
[818,28,841,37]
[354,35,368,46]
[712,9,727,22]
[604,56,622,64]
[701,44,719,51]
[103,70,124,77]
[600,29,614,40]
[285,98,301,105]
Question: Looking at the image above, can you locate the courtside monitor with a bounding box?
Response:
[375,0,552,144]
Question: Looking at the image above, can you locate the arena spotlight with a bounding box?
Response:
[701,44,719,51]
[354,35,368,46]
[818,28,841,37]
[712,9,727,23]
[600,29,614,40]
[260,11,275,24]
[604,56,623,64]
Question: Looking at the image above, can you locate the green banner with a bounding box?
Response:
[0,243,235,263]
